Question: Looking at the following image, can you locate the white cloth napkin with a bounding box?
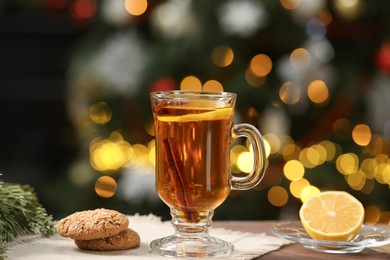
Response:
[6,214,292,260]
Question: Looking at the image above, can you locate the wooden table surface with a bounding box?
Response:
[213,221,390,259]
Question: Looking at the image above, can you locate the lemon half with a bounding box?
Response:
[299,191,364,241]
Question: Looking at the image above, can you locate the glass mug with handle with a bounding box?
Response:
[150,91,267,257]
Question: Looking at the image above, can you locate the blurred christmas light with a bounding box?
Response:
[365,205,381,225]
[95,176,117,198]
[250,54,273,77]
[263,133,281,155]
[307,80,329,105]
[130,144,149,167]
[268,186,289,207]
[346,170,365,190]
[298,147,315,168]
[336,153,359,175]
[300,185,320,202]
[333,0,363,21]
[101,0,132,26]
[290,178,310,198]
[319,140,337,161]
[303,146,321,167]
[263,139,272,158]
[211,45,234,67]
[90,138,130,172]
[70,0,97,20]
[231,144,248,174]
[352,124,372,146]
[218,0,268,37]
[306,18,326,39]
[317,9,333,25]
[360,158,376,179]
[311,144,327,164]
[290,0,327,23]
[375,162,390,185]
[376,43,390,74]
[236,151,254,173]
[93,31,146,96]
[280,0,301,10]
[307,39,335,63]
[180,75,202,90]
[279,81,301,105]
[283,160,305,181]
[203,80,224,92]
[125,0,148,16]
[89,101,112,125]
[290,48,311,70]
[150,0,196,39]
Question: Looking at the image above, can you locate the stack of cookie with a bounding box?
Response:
[57,208,140,251]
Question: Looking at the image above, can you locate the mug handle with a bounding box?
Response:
[230,123,267,190]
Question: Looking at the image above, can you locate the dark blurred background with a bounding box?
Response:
[0,0,389,223]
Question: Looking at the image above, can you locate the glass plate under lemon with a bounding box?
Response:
[270,221,390,254]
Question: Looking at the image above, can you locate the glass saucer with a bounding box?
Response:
[270,221,390,254]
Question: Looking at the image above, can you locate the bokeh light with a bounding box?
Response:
[263,133,281,156]
[284,160,305,181]
[307,80,329,105]
[180,75,202,90]
[279,81,301,105]
[89,101,112,125]
[95,175,117,198]
[336,153,359,175]
[211,45,234,67]
[365,205,381,225]
[250,54,273,77]
[290,48,311,70]
[352,124,372,146]
[237,151,254,173]
[300,185,320,202]
[125,0,148,16]
[290,178,310,198]
[203,80,224,92]
[346,170,365,190]
[268,186,288,207]
[280,0,301,10]
[70,0,97,20]
[333,0,364,21]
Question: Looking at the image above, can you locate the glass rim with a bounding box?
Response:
[150,90,236,99]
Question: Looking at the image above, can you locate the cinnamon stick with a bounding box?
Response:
[162,137,199,222]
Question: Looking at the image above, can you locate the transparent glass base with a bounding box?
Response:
[150,209,234,258]
[150,233,234,258]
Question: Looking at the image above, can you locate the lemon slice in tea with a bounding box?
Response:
[158,107,233,122]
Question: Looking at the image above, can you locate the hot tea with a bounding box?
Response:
[153,105,233,222]
[150,91,266,257]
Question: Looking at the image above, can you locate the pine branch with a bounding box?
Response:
[0,178,55,258]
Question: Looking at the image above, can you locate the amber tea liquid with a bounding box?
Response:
[153,105,233,223]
